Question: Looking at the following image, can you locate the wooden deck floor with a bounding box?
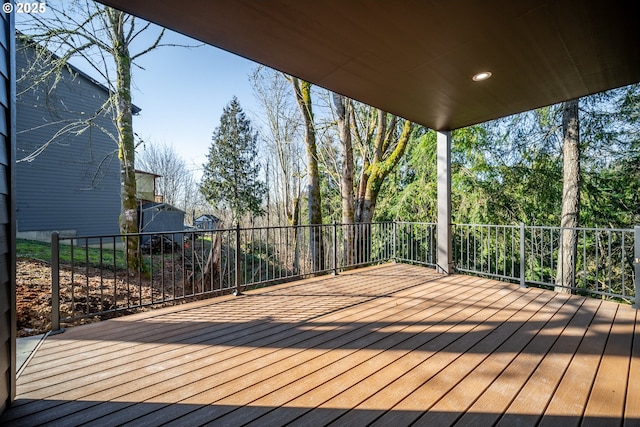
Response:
[3,263,639,426]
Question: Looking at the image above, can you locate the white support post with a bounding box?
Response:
[437,130,453,274]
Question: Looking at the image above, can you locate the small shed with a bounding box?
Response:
[139,202,185,243]
[194,214,220,230]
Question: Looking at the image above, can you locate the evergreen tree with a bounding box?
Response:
[201,97,265,225]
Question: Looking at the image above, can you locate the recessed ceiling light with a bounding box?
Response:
[472,71,492,81]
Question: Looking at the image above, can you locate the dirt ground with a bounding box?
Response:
[16,257,109,337]
[16,258,57,337]
[16,258,212,337]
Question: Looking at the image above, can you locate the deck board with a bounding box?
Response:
[463,297,593,427]
[582,304,636,426]
[2,263,639,426]
[626,310,640,426]
[280,277,512,427]
[414,293,576,426]
[228,277,505,427]
[365,290,557,427]
[249,277,504,427]
[539,303,617,426]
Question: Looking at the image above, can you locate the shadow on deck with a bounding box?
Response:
[3,263,639,426]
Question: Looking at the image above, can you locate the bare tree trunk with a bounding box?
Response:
[556,99,580,293]
[291,77,324,271]
[203,232,222,287]
[354,161,370,223]
[107,8,143,272]
[333,93,355,265]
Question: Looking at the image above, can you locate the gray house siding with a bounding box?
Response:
[15,40,121,239]
[0,11,16,410]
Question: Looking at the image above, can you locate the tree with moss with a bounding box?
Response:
[201,97,265,225]
[289,77,325,270]
[333,97,414,262]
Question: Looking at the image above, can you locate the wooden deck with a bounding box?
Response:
[3,263,639,426]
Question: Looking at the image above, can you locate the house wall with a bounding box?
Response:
[15,40,121,239]
[135,172,155,202]
[0,9,15,410]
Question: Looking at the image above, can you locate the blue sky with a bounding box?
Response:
[131,29,262,178]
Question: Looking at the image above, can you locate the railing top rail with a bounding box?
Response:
[453,223,521,229]
[453,223,634,233]
[55,221,637,242]
[53,228,228,242]
[526,225,634,233]
[237,221,395,232]
[54,222,403,241]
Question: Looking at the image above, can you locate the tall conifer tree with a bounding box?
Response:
[201,97,265,225]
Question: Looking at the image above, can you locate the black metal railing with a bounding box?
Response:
[49,221,638,330]
[453,224,639,304]
[50,222,416,329]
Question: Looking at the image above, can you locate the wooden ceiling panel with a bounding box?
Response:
[99,0,640,130]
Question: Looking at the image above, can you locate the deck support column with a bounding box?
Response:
[437,130,453,274]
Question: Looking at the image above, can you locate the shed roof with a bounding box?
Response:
[141,201,185,214]
[135,169,161,178]
[195,214,220,222]
[99,0,639,130]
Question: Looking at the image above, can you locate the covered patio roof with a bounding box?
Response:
[100,0,639,130]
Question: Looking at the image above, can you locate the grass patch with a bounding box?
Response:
[17,239,52,262]
[17,238,126,268]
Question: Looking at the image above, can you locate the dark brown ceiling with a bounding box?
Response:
[100,0,640,130]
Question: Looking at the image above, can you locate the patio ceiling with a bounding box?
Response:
[99,0,640,130]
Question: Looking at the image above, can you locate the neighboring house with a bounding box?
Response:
[194,214,220,230]
[135,170,161,203]
[15,39,182,241]
[15,38,133,240]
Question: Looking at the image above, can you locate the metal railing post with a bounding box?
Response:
[333,221,338,275]
[234,224,243,296]
[634,225,639,308]
[519,223,527,288]
[50,232,64,333]
[392,221,397,263]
